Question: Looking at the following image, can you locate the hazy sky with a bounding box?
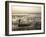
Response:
[12,5,41,14]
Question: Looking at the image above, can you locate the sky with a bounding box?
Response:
[11,3,41,14]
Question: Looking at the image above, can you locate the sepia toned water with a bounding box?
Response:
[12,13,41,31]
